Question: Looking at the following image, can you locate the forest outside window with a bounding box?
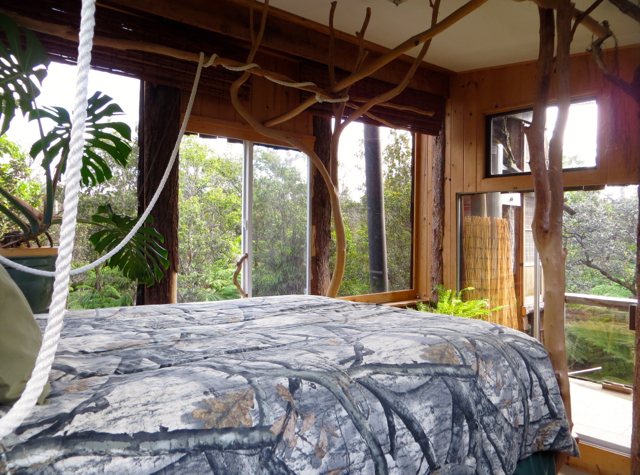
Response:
[486,99,597,177]
[332,123,415,297]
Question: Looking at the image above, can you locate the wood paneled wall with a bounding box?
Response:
[439,45,640,289]
[183,51,315,148]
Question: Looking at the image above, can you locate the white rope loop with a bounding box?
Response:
[0,0,97,440]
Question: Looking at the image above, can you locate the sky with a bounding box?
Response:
[8,62,140,151]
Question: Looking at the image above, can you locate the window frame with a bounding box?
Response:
[484,97,599,179]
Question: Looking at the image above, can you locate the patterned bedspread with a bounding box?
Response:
[1,296,577,474]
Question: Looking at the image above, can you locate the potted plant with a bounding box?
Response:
[0,14,167,312]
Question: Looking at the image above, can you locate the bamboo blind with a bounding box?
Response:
[462,216,519,330]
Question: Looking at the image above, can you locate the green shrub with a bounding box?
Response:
[415,286,502,319]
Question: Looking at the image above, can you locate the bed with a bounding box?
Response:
[1,295,578,474]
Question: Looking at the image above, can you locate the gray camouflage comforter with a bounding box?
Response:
[1,295,578,474]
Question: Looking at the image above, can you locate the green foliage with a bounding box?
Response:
[416,286,503,319]
[565,305,635,385]
[177,137,242,303]
[383,130,413,290]
[88,204,168,287]
[0,17,164,296]
[0,137,41,234]
[0,13,50,134]
[252,146,307,296]
[68,266,135,310]
[30,92,132,186]
[564,189,637,297]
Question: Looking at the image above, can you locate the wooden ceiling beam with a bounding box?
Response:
[99,0,451,98]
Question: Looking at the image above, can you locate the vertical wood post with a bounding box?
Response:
[310,115,332,296]
[430,128,446,301]
[137,82,180,304]
[632,184,640,475]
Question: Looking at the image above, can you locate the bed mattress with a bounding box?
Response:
[1,295,578,474]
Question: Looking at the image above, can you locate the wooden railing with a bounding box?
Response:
[565,292,637,331]
[565,292,637,310]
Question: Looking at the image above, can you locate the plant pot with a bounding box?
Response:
[0,247,57,314]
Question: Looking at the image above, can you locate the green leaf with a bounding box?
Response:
[88,203,168,287]
[0,13,50,135]
[29,92,132,186]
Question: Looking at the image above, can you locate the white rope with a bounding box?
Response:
[265,76,316,88]
[222,62,259,72]
[204,53,218,68]
[315,93,350,103]
[0,35,210,445]
[0,0,96,440]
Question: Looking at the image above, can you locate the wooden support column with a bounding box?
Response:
[310,115,332,296]
[137,82,180,304]
[430,128,446,301]
[633,183,640,475]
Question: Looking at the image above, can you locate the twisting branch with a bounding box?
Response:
[524,0,575,468]
[257,0,491,132]
[590,33,640,105]
[230,0,471,297]
[570,0,604,40]
[608,0,640,22]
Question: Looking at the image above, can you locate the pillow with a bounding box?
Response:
[0,264,50,405]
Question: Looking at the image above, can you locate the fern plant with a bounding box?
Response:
[416,286,502,320]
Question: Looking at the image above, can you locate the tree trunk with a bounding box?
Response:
[363,124,388,293]
[524,4,573,470]
[310,116,332,296]
[137,82,180,305]
[430,128,445,302]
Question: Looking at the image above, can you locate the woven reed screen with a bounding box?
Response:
[462,216,519,330]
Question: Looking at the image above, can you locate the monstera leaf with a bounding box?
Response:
[88,204,168,287]
[0,13,50,135]
[30,92,132,186]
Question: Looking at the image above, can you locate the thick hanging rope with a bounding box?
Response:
[0,0,96,440]
[0,31,211,445]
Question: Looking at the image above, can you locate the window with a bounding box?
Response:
[177,137,309,301]
[332,122,415,297]
[486,99,597,177]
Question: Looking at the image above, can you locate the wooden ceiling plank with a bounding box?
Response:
[99,0,450,98]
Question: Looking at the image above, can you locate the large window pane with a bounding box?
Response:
[252,144,308,296]
[177,136,243,302]
[333,123,414,296]
[563,185,636,454]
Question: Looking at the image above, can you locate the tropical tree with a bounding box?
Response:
[177,137,242,302]
[564,189,637,297]
[383,130,413,291]
[252,147,307,296]
[0,137,41,234]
